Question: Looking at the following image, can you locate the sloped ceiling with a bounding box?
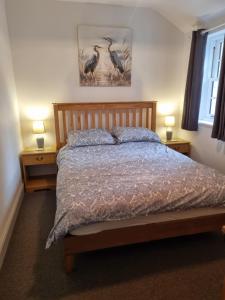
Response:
[58,0,225,32]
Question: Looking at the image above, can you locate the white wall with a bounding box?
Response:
[5,0,225,174]
[180,125,225,174]
[6,0,185,148]
[0,0,23,267]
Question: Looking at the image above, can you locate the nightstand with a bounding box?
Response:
[21,147,57,192]
[162,138,191,156]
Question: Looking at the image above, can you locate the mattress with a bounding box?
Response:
[46,141,225,248]
[70,207,225,236]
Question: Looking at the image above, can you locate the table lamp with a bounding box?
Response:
[165,115,175,141]
[33,120,45,150]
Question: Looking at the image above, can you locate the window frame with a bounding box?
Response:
[199,29,225,125]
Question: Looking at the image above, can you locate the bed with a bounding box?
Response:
[48,101,225,273]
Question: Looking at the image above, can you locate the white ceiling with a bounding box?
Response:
[59,0,225,32]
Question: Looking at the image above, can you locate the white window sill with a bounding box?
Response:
[198,120,213,127]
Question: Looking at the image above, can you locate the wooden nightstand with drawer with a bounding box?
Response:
[162,139,191,156]
[21,147,57,192]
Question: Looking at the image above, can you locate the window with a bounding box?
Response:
[199,30,225,124]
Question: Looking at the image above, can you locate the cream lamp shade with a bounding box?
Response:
[32,120,45,134]
[164,115,175,127]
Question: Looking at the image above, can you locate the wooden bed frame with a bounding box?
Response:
[53,101,225,273]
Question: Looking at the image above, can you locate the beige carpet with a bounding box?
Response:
[0,190,225,300]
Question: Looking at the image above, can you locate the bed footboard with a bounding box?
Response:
[64,210,225,273]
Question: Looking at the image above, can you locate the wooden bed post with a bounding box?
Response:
[221,226,225,240]
[151,102,157,132]
[54,104,61,151]
[65,254,75,274]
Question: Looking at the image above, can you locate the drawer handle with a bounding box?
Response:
[36,156,44,161]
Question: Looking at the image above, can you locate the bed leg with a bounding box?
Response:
[221,226,225,240]
[65,254,74,273]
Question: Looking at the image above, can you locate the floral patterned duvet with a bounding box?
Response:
[46,141,225,248]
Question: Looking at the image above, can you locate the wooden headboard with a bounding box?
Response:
[53,101,157,150]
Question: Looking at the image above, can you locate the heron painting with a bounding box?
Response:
[78,25,132,87]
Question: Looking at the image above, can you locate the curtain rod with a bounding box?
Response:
[201,22,225,34]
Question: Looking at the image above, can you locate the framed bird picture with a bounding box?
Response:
[78,25,132,87]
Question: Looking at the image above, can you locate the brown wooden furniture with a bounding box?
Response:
[21,147,57,192]
[53,101,225,273]
[162,138,191,156]
[54,101,156,150]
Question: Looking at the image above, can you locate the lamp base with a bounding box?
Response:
[166,131,173,141]
[36,137,44,150]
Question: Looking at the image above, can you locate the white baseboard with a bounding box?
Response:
[0,183,24,269]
